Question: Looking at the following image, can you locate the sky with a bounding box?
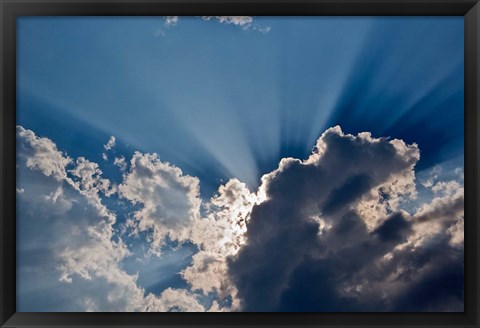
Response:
[16,16,464,312]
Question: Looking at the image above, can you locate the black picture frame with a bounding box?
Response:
[1,0,479,327]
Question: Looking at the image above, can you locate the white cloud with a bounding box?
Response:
[16,126,205,312]
[164,16,179,27]
[431,180,462,196]
[118,152,201,255]
[180,178,263,309]
[104,136,116,151]
[448,217,464,247]
[17,126,72,181]
[407,179,464,249]
[201,16,270,32]
[201,16,253,28]
[160,16,269,33]
[116,154,256,310]
[16,125,463,312]
[114,155,128,172]
[69,157,117,198]
[102,136,116,161]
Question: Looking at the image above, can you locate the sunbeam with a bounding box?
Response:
[17,16,464,312]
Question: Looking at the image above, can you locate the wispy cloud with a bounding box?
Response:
[164,16,179,27]
[104,136,116,151]
[201,16,252,28]
[158,16,270,34]
[102,136,116,161]
[202,16,270,33]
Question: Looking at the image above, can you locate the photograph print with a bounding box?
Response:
[16,16,464,312]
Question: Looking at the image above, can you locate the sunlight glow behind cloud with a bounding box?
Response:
[17,125,464,312]
[16,16,464,312]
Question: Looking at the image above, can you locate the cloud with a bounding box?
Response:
[164,16,179,27]
[118,167,259,308]
[161,16,269,33]
[17,126,72,180]
[227,126,463,311]
[180,179,262,309]
[114,155,127,172]
[69,157,117,198]
[102,136,116,161]
[118,152,202,255]
[201,16,253,28]
[16,126,205,312]
[16,125,463,312]
[408,179,464,248]
[104,136,116,151]
[201,16,270,33]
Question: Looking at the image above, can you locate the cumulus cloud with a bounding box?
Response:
[118,152,202,255]
[117,160,258,307]
[16,125,463,313]
[69,157,117,198]
[17,126,205,312]
[227,126,463,312]
[408,179,464,249]
[17,126,72,180]
[180,179,262,308]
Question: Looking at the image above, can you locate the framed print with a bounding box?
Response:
[1,0,479,327]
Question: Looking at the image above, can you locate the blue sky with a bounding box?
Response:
[18,16,464,193]
[17,16,464,312]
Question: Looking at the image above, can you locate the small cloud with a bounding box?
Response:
[201,16,269,32]
[201,16,253,28]
[102,136,116,161]
[104,136,116,151]
[154,17,178,37]
[165,16,179,27]
[114,156,127,172]
[159,16,270,33]
[421,179,434,188]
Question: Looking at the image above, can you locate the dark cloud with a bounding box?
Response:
[227,127,463,312]
[277,257,361,312]
[322,174,372,215]
[16,125,463,312]
[392,253,464,311]
[373,212,411,244]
